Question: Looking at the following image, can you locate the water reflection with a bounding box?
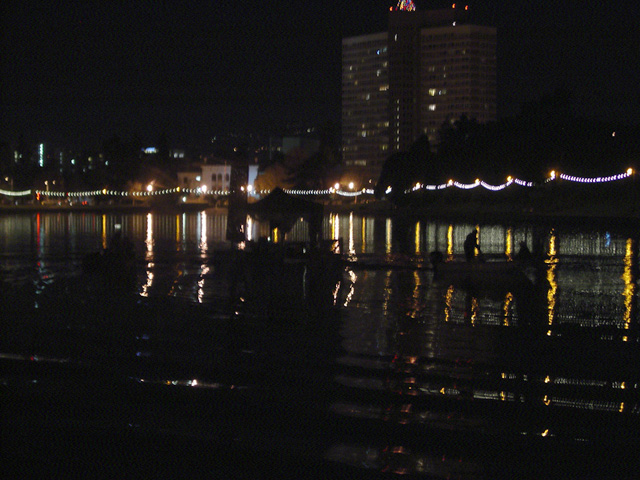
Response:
[623,238,637,332]
[546,230,558,329]
[1,211,639,477]
[141,212,154,297]
[2,211,638,329]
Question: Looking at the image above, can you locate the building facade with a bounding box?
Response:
[341,32,390,189]
[178,162,232,194]
[341,6,496,187]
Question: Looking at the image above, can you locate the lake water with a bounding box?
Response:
[1,211,639,479]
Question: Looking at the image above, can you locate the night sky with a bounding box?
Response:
[2,0,639,151]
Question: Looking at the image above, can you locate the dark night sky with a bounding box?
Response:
[2,0,639,150]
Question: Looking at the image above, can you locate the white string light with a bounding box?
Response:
[559,170,633,183]
[1,169,635,200]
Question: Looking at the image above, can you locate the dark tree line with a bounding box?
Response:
[377,91,640,201]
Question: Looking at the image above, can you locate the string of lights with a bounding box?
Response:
[0,169,635,199]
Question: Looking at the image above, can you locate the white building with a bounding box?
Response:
[177,162,260,199]
[177,163,231,194]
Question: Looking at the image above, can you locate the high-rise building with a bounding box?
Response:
[342,4,496,187]
[341,32,389,188]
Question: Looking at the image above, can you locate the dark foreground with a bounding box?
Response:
[2,266,640,479]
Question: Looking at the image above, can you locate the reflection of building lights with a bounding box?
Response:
[102,214,107,250]
[505,227,513,261]
[348,212,355,255]
[199,211,207,255]
[385,218,392,254]
[503,292,513,326]
[470,297,478,325]
[446,224,453,260]
[546,230,558,327]
[444,285,454,322]
[622,238,636,330]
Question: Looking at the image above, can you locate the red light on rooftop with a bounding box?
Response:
[452,3,456,8]
[465,5,469,10]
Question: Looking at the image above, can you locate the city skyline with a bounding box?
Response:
[2,0,639,151]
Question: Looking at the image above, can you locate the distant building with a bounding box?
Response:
[342,4,496,187]
[341,32,389,188]
[177,159,260,198]
[177,159,232,194]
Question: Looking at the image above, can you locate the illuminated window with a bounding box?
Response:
[429,104,436,111]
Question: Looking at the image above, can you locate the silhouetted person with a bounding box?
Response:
[464,229,480,262]
[430,250,444,278]
[515,241,532,264]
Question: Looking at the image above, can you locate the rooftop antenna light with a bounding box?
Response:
[396,1,416,11]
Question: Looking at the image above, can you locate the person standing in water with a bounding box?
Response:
[464,228,480,262]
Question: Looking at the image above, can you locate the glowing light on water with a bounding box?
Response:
[246,215,254,242]
[175,215,181,251]
[622,238,636,330]
[142,213,154,297]
[331,213,340,245]
[447,224,453,260]
[444,285,454,322]
[503,292,514,326]
[348,212,355,255]
[385,218,392,254]
[546,230,558,327]
[470,297,478,325]
[102,214,107,250]
[343,269,357,307]
[145,213,154,260]
[199,211,207,256]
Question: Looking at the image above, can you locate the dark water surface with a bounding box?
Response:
[1,212,639,479]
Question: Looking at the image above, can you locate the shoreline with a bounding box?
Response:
[2,199,639,229]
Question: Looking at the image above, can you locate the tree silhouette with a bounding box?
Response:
[376,134,435,203]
